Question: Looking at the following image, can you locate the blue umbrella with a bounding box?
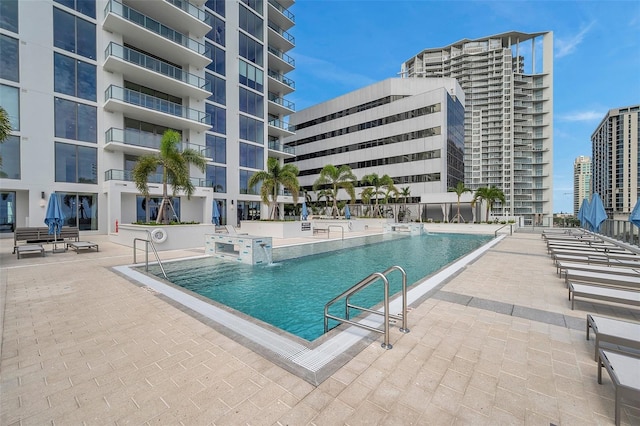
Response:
[589,193,608,232]
[577,198,590,229]
[629,199,640,228]
[344,205,351,220]
[212,200,221,225]
[44,193,65,239]
[301,200,308,220]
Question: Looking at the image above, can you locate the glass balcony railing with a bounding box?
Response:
[267,69,295,89]
[105,85,210,125]
[267,46,295,66]
[268,118,293,132]
[105,128,209,155]
[267,21,295,44]
[165,0,207,23]
[268,92,295,111]
[268,0,295,22]
[268,140,295,155]
[105,0,208,57]
[105,169,209,187]
[105,43,210,91]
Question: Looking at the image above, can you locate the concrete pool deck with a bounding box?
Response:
[1,226,640,425]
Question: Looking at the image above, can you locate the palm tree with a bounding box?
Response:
[248,157,299,220]
[0,106,11,168]
[448,181,472,223]
[398,186,411,222]
[132,129,207,224]
[473,186,506,223]
[361,173,396,218]
[313,164,356,218]
[360,187,374,217]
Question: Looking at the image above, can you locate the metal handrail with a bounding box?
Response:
[324,265,409,349]
[327,225,344,240]
[495,223,513,237]
[133,236,167,279]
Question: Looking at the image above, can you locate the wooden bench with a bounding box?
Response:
[13,226,79,254]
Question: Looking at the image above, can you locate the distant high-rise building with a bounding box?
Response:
[400,31,554,225]
[0,0,296,233]
[573,156,591,216]
[591,105,640,218]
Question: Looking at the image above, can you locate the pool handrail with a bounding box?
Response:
[323,265,409,349]
[327,224,344,240]
[133,236,168,279]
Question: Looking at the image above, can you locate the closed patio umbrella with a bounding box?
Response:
[212,200,221,226]
[344,205,351,220]
[590,193,608,232]
[44,193,65,248]
[578,198,591,229]
[629,199,640,228]
[301,200,308,220]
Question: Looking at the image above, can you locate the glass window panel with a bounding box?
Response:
[54,53,76,96]
[0,34,19,82]
[77,145,97,183]
[0,84,19,130]
[76,15,96,59]
[77,0,95,18]
[54,0,75,9]
[0,0,18,32]
[205,0,225,17]
[77,193,97,230]
[77,103,97,143]
[0,135,19,179]
[0,191,16,233]
[55,98,76,139]
[77,60,96,101]
[55,142,76,182]
[53,8,76,53]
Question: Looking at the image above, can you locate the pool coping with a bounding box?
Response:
[113,234,505,385]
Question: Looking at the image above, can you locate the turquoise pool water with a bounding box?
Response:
[148,233,491,341]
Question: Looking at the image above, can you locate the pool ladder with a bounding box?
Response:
[323,265,409,349]
[133,236,167,279]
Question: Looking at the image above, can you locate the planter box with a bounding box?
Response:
[110,223,217,251]
[239,220,313,239]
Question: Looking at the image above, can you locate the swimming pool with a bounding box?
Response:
[145,233,492,341]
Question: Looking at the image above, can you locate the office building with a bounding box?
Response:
[400,31,554,225]
[591,105,640,219]
[0,0,295,234]
[285,78,465,210]
[573,155,591,216]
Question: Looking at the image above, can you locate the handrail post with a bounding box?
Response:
[381,276,391,349]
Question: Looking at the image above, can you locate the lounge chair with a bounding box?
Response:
[597,349,640,426]
[16,244,45,259]
[565,269,640,289]
[586,314,640,360]
[569,283,640,310]
[557,262,640,279]
[67,241,99,253]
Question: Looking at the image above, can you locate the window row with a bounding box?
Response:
[54,52,96,101]
[205,71,226,105]
[239,115,263,144]
[206,165,227,192]
[239,33,263,67]
[0,34,18,82]
[239,4,263,41]
[55,142,97,183]
[0,0,18,33]
[55,97,97,142]
[205,0,225,17]
[239,59,264,92]
[54,0,96,18]
[54,7,96,60]
[239,87,263,118]
[205,42,226,76]
[0,84,19,131]
[205,134,226,164]
[206,12,225,46]
[206,103,226,134]
[239,142,263,169]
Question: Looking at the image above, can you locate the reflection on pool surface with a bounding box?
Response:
[147,233,492,341]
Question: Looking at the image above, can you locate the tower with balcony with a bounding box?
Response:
[573,156,591,216]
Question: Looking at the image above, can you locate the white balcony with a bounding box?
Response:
[125,0,211,37]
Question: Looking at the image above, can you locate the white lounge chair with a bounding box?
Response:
[597,349,640,426]
[565,269,640,289]
[586,314,640,361]
[569,283,640,310]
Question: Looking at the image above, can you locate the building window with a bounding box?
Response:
[239,33,263,66]
[54,0,95,18]
[239,87,263,118]
[206,103,226,134]
[205,0,225,17]
[0,135,19,179]
[0,0,18,32]
[239,142,263,169]
[240,0,263,15]
[0,34,19,82]
[55,142,97,183]
[206,12,225,46]
[239,59,263,92]
[206,164,226,192]
[53,7,96,60]
[54,98,97,142]
[239,4,263,41]
[205,42,225,76]
[0,84,19,130]
[239,170,259,195]
[58,193,98,230]
[136,196,180,222]
[0,192,16,233]
[205,72,226,105]
[205,133,226,163]
[239,115,263,144]
[54,53,96,101]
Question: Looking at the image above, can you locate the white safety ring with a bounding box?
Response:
[150,228,167,244]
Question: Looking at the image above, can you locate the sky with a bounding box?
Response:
[284,0,640,214]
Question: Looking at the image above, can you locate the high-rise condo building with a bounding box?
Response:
[400,31,554,225]
[0,0,296,235]
[591,105,640,219]
[573,156,591,216]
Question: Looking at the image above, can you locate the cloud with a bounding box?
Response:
[555,21,596,58]
[557,110,604,122]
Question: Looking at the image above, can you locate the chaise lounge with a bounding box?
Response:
[67,241,99,253]
[586,314,640,361]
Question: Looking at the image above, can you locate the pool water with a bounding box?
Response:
[148,233,491,341]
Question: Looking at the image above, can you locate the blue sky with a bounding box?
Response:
[285,0,640,214]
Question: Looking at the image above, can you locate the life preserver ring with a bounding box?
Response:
[150,228,167,244]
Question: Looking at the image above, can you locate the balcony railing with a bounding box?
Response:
[105,169,209,187]
[268,140,295,155]
[105,0,208,56]
[268,92,295,111]
[267,21,295,44]
[268,0,295,22]
[105,43,210,91]
[105,85,210,124]
[267,69,295,89]
[105,128,208,155]
[165,0,207,23]
[268,118,293,132]
[267,46,295,66]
